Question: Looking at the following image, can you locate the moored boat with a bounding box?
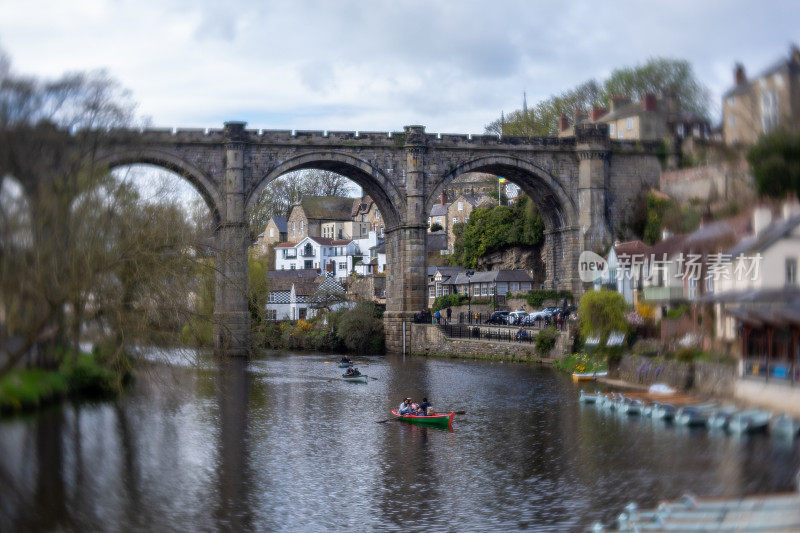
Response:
[572,371,608,382]
[728,409,771,434]
[651,402,677,420]
[579,390,601,403]
[707,405,739,429]
[770,413,800,438]
[341,374,367,383]
[391,410,453,427]
[621,398,645,415]
[675,404,716,426]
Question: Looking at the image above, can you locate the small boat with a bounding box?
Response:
[620,398,645,415]
[579,390,601,403]
[707,405,739,429]
[341,374,367,383]
[651,402,677,420]
[770,414,800,438]
[572,371,608,382]
[338,361,353,368]
[728,409,771,434]
[392,410,453,428]
[675,404,716,426]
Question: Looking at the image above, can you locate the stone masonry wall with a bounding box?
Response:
[409,324,569,361]
[619,354,737,397]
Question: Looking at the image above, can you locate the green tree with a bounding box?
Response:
[336,301,385,354]
[486,58,710,137]
[747,129,800,199]
[449,195,544,268]
[578,290,628,343]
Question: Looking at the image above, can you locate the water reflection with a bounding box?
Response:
[0,352,798,531]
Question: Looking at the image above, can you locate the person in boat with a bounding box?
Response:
[340,356,351,364]
[418,397,430,416]
[398,398,413,415]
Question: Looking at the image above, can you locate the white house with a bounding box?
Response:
[264,270,348,321]
[594,240,651,305]
[274,236,357,280]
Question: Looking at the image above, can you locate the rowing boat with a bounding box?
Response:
[391,410,453,427]
[341,374,367,383]
[572,371,608,382]
[338,362,353,368]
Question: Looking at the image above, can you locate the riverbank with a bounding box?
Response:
[0,348,130,415]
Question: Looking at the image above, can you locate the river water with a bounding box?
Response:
[1,351,798,531]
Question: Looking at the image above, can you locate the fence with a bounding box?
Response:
[438,324,537,344]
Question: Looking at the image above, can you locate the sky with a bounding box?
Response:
[1,0,799,136]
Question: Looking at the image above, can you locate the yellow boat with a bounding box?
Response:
[572,371,608,382]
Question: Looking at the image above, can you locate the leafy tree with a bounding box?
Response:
[578,290,628,343]
[449,195,544,268]
[250,169,355,234]
[629,191,702,244]
[336,301,384,354]
[429,221,443,232]
[747,129,800,199]
[486,58,710,137]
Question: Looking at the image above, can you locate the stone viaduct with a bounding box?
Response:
[100,122,662,356]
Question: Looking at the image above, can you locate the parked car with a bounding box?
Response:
[522,312,541,326]
[485,311,510,324]
[506,310,528,325]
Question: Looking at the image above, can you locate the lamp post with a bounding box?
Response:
[466,270,474,324]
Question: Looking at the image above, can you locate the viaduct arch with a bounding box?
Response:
[100,122,662,356]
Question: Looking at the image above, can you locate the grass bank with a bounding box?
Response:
[0,346,131,415]
[551,352,607,375]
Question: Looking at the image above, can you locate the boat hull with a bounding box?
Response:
[338,362,353,368]
[572,371,608,382]
[341,375,367,383]
[391,410,453,427]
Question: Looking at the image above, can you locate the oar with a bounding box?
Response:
[368,376,379,380]
[327,377,342,382]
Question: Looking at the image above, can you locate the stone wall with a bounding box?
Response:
[618,354,737,397]
[659,160,754,205]
[408,324,570,361]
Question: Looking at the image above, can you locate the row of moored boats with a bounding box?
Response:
[579,391,800,437]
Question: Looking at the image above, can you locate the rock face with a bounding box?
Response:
[476,245,545,284]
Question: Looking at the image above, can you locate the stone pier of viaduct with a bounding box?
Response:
[99,122,661,356]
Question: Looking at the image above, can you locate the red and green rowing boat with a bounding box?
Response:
[391,410,453,428]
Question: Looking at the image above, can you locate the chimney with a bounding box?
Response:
[610,95,631,111]
[573,109,588,124]
[558,113,569,132]
[661,89,677,115]
[642,93,657,112]
[734,63,746,86]
[590,107,608,122]
[753,206,772,234]
[440,190,447,205]
[782,194,800,219]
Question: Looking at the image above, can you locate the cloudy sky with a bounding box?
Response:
[1,0,799,134]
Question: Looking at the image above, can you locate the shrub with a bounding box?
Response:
[578,289,629,343]
[552,352,607,374]
[535,327,559,357]
[431,294,468,311]
[665,304,690,319]
[336,301,385,354]
[635,302,656,322]
[429,222,443,232]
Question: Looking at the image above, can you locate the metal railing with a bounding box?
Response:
[438,323,537,344]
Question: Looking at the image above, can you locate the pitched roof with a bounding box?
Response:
[297,196,357,221]
[269,217,288,233]
[275,241,299,248]
[267,269,319,279]
[728,214,800,256]
[430,203,450,217]
[309,237,352,246]
[613,240,651,256]
[267,277,323,295]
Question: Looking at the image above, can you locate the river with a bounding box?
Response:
[1,351,798,531]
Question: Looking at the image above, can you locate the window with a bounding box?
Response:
[510,282,519,292]
[339,262,346,271]
[269,227,274,237]
[361,226,367,236]
[458,201,463,211]
[380,226,384,237]
[453,218,458,225]
[291,221,296,237]
[609,123,615,135]
[626,117,633,131]
[786,258,797,285]
[299,308,307,320]
[300,221,304,236]
[436,284,442,297]
[489,285,494,296]
[481,285,487,296]
[266,309,277,320]
[429,286,435,298]
[376,210,380,219]
[729,115,736,127]
[290,264,296,270]
[472,285,479,296]
[677,124,685,137]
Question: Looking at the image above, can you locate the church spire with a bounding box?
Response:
[522,91,528,115]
